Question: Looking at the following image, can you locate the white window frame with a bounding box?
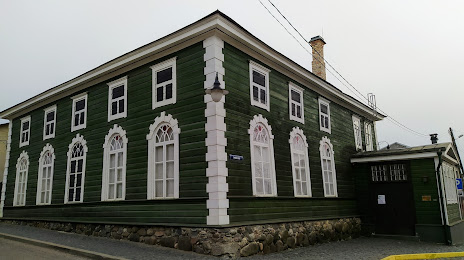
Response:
[43,105,57,140]
[65,134,88,203]
[289,127,311,197]
[320,136,338,197]
[36,144,55,205]
[318,97,331,134]
[365,122,374,151]
[146,112,180,200]
[352,115,362,151]
[71,92,88,132]
[249,61,271,111]
[107,76,128,121]
[101,124,128,201]
[151,57,177,109]
[289,83,304,124]
[19,116,31,147]
[249,114,277,196]
[13,151,29,206]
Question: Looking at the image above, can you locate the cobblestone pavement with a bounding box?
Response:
[1,222,464,259]
[0,237,89,260]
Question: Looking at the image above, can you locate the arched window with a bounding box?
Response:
[65,134,88,203]
[320,137,338,197]
[249,115,277,196]
[102,125,128,201]
[37,144,55,205]
[289,127,311,197]
[13,151,29,206]
[147,112,180,199]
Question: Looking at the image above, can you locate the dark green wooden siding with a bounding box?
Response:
[223,43,373,224]
[4,43,208,225]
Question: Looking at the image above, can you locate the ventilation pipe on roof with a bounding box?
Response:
[430,133,438,144]
[309,36,326,80]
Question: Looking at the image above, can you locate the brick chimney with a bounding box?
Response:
[309,35,326,80]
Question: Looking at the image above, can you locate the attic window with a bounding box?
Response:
[249,61,271,111]
[107,76,128,121]
[71,93,88,132]
[289,83,304,124]
[318,98,331,134]
[151,57,177,109]
[19,116,31,147]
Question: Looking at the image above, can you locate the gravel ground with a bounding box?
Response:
[1,222,464,259]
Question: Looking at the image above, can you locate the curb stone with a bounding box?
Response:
[0,232,127,260]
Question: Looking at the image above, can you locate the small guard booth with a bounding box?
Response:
[351,142,464,244]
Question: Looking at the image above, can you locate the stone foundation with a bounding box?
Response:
[2,218,361,257]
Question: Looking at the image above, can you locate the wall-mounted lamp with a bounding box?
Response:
[205,73,229,102]
[422,176,429,184]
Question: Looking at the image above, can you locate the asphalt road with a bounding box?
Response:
[0,237,89,260]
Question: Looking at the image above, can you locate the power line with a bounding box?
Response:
[261,0,428,138]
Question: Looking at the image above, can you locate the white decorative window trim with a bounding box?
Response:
[101,124,128,201]
[249,60,271,111]
[289,83,304,124]
[71,92,88,132]
[146,112,180,200]
[43,105,57,140]
[352,115,362,151]
[107,76,128,121]
[13,151,29,206]
[0,122,13,217]
[249,114,277,196]
[289,127,311,197]
[65,134,88,203]
[319,136,338,197]
[318,97,331,134]
[151,57,177,109]
[19,116,31,147]
[364,122,374,151]
[36,144,55,205]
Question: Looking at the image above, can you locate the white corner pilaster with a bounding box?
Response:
[204,35,229,225]
[0,122,13,217]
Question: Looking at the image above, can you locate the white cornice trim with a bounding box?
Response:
[351,152,438,163]
[0,13,383,122]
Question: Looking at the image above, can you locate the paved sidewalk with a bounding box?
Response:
[1,222,464,259]
[0,222,214,260]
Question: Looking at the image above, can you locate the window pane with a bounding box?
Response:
[252,71,265,86]
[155,163,163,179]
[166,144,174,161]
[109,184,115,199]
[117,169,122,182]
[70,175,75,187]
[50,123,54,134]
[296,106,301,118]
[111,101,118,115]
[109,169,115,183]
[75,99,85,111]
[296,181,302,195]
[325,117,329,128]
[71,160,76,173]
[75,188,81,200]
[116,183,122,198]
[264,179,271,194]
[155,181,163,197]
[22,121,29,130]
[76,173,82,187]
[255,162,262,177]
[301,168,306,181]
[77,159,83,172]
[295,168,300,180]
[156,87,164,102]
[166,180,174,197]
[45,125,50,135]
[112,85,124,99]
[263,162,270,178]
[110,154,115,168]
[157,67,172,84]
[166,84,172,99]
[118,99,124,113]
[302,183,308,195]
[260,89,266,104]
[291,90,300,102]
[79,112,85,124]
[117,152,123,167]
[166,162,174,178]
[74,114,80,126]
[291,103,295,116]
[256,178,263,194]
[46,111,55,122]
[253,86,259,101]
[320,104,328,114]
[69,189,74,201]
[155,146,163,162]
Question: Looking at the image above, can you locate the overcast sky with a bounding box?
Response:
[1,0,464,151]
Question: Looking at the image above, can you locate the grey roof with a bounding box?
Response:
[352,142,450,158]
[379,142,409,150]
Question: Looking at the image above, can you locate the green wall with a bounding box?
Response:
[223,43,373,224]
[4,43,208,225]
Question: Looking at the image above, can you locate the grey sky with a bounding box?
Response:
[1,0,464,150]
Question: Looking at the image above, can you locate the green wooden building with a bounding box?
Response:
[0,11,383,229]
[351,142,464,244]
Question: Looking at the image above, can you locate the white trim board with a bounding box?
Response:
[351,152,438,163]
